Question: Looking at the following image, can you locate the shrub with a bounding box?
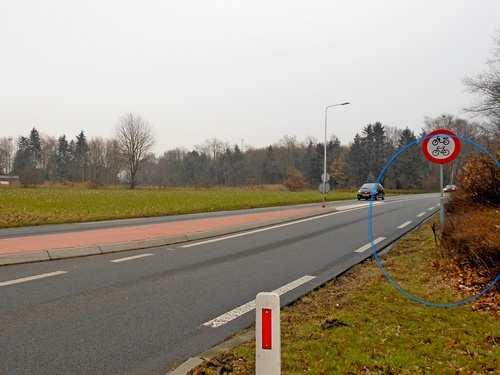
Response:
[284,166,306,191]
[457,154,499,204]
[441,204,499,272]
[442,152,499,274]
[18,168,44,187]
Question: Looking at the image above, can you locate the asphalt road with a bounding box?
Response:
[0,194,440,374]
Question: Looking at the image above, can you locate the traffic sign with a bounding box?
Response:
[421,129,461,164]
[318,182,330,194]
[321,173,330,182]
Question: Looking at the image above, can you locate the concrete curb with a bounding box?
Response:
[0,251,51,265]
[47,246,101,260]
[0,207,337,266]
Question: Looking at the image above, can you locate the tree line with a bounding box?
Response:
[0,115,495,190]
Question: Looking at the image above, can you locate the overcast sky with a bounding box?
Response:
[1,1,499,152]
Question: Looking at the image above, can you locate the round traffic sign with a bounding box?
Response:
[421,129,461,164]
[318,182,330,194]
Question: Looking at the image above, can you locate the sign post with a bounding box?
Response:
[318,182,330,195]
[256,292,280,375]
[421,129,461,227]
[440,164,444,225]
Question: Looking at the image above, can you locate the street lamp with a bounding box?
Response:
[7,138,12,175]
[322,102,350,206]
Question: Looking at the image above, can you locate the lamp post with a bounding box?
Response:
[322,102,350,206]
[7,138,12,175]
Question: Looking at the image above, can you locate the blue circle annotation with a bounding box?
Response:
[366,133,499,308]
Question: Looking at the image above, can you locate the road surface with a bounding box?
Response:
[0,194,439,374]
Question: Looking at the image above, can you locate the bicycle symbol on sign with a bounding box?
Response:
[431,136,450,157]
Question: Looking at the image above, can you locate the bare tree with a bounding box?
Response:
[88,137,106,186]
[385,126,403,148]
[104,139,122,185]
[41,135,57,180]
[0,137,15,175]
[116,113,154,188]
[464,33,500,126]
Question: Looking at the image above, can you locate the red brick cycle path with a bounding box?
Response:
[0,205,328,257]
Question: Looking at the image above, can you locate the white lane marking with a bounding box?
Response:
[0,271,67,287]
[203,275,316,328]
[427,206,436,211]
[181,202,387,249]
[417,212,426,217]
[397,220,412,229]
[336,202,381,211]
[110,253,153,263]
[182,196,438,248]
[354,237,386,253]
[182,207,365,248]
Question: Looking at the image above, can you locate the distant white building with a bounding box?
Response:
[117,170,129,184]
[0,175,20,186]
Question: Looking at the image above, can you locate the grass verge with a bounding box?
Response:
[192,221,499,374]
[0,186,423,228]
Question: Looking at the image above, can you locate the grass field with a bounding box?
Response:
[193,221,499,374]
[0,185,426,228]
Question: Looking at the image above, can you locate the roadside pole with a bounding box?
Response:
[322,106,327,206]
[322,102,350,206]
[256,292,280,375]
[440,164,444,226]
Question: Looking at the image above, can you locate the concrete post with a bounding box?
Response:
[256,292,280,375]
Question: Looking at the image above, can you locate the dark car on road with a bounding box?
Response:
[357,183,385,200]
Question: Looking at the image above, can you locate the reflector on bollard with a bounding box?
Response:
[261,308,272,349]
[256,292,280,375]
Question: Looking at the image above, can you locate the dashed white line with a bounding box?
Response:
[203,275,316,328]
[336,202,375,211]
[0,271,67,287]
[110,253,153,263]
[397,221,412,229]
[354,237,386,253]
[427,206,436,211]
[182,207,369,248]
[417,212,426,218]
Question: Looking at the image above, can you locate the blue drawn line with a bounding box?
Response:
[367,134,499,308]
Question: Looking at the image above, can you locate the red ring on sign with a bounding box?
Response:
[421,128,461,164]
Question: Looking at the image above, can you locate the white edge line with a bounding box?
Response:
[182,209,354,248]
[0,271,67,287]
[397,220,412,229]
[182,203,389,248]
[203,275,316,328]
[354,237,386,253]
[182,196,439,249]
[111,253,153,263]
